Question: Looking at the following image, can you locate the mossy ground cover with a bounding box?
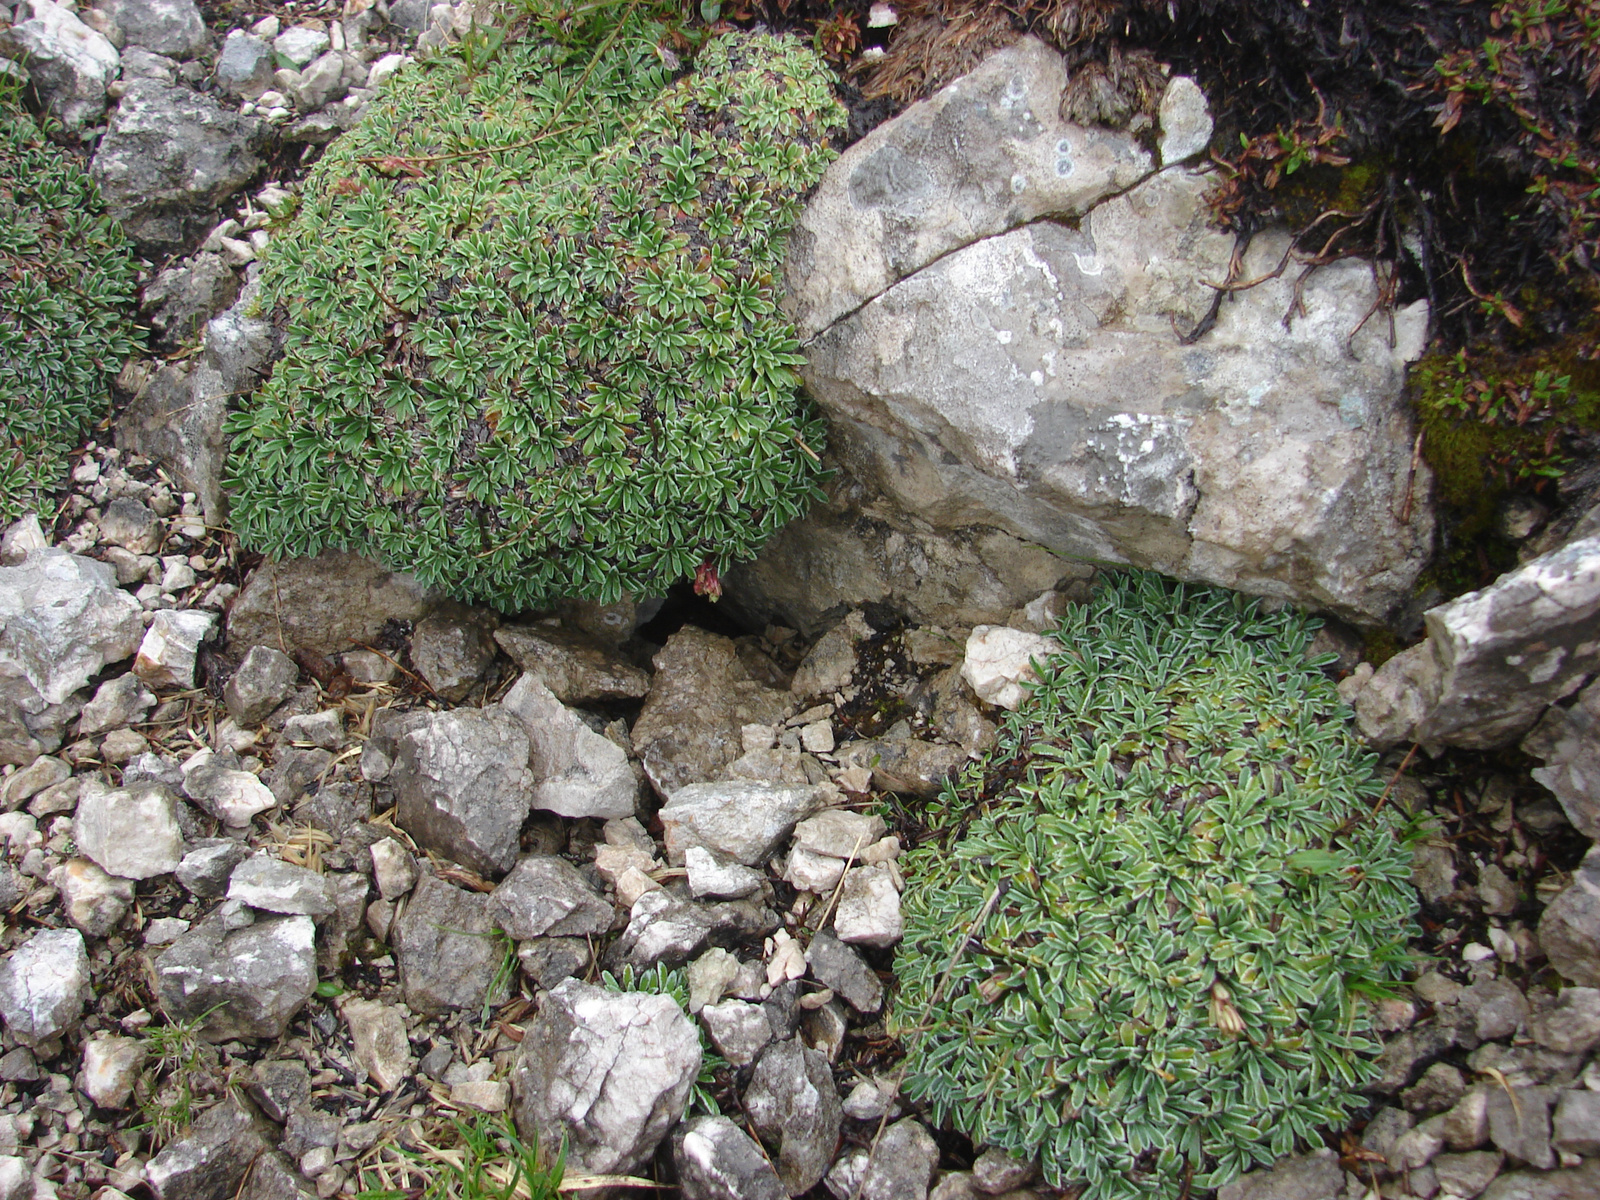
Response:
[894,573,1418,1199]
[0,100,141,525]
[228,12,845,610]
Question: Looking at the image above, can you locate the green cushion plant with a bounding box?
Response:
[0,99,141,525]
[227,11,846,609]
[893,572,1418,1199]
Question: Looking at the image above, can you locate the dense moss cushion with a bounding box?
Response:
[895,572,1418,1198]
[0,104,140,523]
[228,22,845,608]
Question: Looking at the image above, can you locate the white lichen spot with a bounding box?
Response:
[1029,370,1045,388]
[1010,173,1028,195]
[1073,252,1104,277]
[1055,137,1075,178]
[996,329,1013,345]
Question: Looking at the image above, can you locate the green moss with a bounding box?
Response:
[1410,333,1600,595]
[0,102,142,524]
[894,572,1418,1199]
[227,15,846,610]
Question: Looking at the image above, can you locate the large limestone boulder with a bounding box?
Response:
[788,41,1433,625]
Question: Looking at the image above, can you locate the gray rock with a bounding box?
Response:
[248,1058,309,1123]
[410,603,497,701]
[1528,987,1600,1055]
[1391,1116,1447,1171]
[511,977,701,1175]
[800,155,1431,624]
[493,623,650,705]
[393,707,533,878]
[292,49,348,110]
[393,874,502,1015]
[175,839,249,898]
[224,646,298,726]
[517,938,591,991]
[784,38,1153,340]
[609,889,715,970]
[227,550,437,657]
[834,864,903,948]
[1415,536,1600,749]
[273,26,328,66]
[971,1148,1037,1194]
[500,674,636,820]
[227,853,335,917]
[280,709,343,750]
[53,857,136,937]
[1523,679,1600,838]
[1158,76,1213,165]
[155,913,318,1039]
[724,499,1078,642]
[183,753,278,827]
[145,1099,272,1200]
[790,614,867,699]
[81,1033,147,1108]
[1552,1088,1600,1156]
[793,810,887,860]
[125,282,273,523]
[1403,1063,1468,1116]
[699,999,772,1067]
[0,548,144,706]
[744,1038,841,1195]
[673,1115,786,1200]
[340,997,412,1092]
[214,31,274,98]
[369,838,418,900]
[824,1119,939,1200]
[1539,844,1600,987]
[1487,1085,1555,1170]
[133,608,217,689]
[141,253,241,351]
[74,779,183,879]
[1215,1149,1345,1200]
[0,927,87,1046]
[835,738,969,799]
[1480,1156,1600,1199]
[90,80,266,253]
[684,846,764,900]
[487,855,613,940]
[806,930,883,1014]
[97,496,164,554]
[0,0,119,129]
[0,753,67,808]
[1462,978,1529,1043]
[632,628,792,797]
[661,780,831,867]
[237,1152,317,1200]
[78,672,156,736]
[102,0,208,58]
[1432,1151,1503,1200]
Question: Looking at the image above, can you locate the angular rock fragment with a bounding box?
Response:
[0,0,120,129]
[224,646,298,727]
[133,609,217,689]
[145,1099,272,1200]
[74,779,183,879]
[155,914,318,1039]
[511,977,701,1175]
[0,549,144,707]
[488,855,613,940]
[410,603,497,701]
[227,853,335,917]
[744,1038,841,1195]
[500,674,635,820]
[494,623,650,705]
[660,780,832,867]
[392,707,533,877]
[393,874,502,1015]
[0,927,88,1047]
[673,1115,786,1200]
